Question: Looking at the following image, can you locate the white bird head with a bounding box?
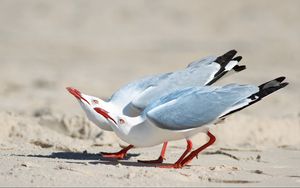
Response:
[66,87,117,130]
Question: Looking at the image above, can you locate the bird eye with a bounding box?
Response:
[92,99,99,104]
[119,118,125,125]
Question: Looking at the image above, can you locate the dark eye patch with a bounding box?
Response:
[119,118,125,124]
[92,99,99,104]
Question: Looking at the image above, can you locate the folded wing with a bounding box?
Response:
[146,77,288,131]
[131,50,246,110]
[145,84,259,130]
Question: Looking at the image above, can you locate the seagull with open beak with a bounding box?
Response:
[66,50,246,163]
[67,77,288,168]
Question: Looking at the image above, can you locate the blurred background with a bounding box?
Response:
[0,0,299,146]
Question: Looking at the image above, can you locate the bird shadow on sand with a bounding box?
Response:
[12,151,177,168]
[67,160,163,168]
[13,151,140,161]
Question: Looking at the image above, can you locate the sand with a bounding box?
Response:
[0,0,299,187]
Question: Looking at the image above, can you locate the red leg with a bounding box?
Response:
[138,142,168,164]
[159,140,193,168]
[179,131,216,168]
[101,145,134,159]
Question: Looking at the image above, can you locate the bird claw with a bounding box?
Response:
[100,152,126,159]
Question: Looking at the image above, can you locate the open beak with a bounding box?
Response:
[94,107,117,125]
[66,87,90,105]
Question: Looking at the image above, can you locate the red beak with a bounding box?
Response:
[66,87,81,100]
[94,107,117,124]
[66,87,90,105]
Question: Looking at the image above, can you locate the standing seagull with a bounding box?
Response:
[71,77,287,168]
[67,50,245,163]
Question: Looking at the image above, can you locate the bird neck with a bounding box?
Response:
[124,115,145,126]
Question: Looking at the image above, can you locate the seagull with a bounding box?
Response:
[67,50,245,163]
[69,77,288,168]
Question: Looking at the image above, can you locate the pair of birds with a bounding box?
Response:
[67,50,288,168]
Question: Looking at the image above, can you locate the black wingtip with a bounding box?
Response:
[215,50,238,64]
[257,76,288,98]
[228,49,237,55]
[207,49,244,86]
[220,77,288,118]
[258,76,287,90]
[233,65,246,72]
[232,56,243,62]
[280,82,289,88]
[275,76,286,83]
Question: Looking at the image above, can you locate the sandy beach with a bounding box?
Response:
[0,0,299,186]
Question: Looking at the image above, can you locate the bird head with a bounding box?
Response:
[66,87,117,129]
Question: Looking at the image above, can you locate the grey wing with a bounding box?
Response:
[108,73,171,112]
[145,84,258,131]
[131,50,245,109]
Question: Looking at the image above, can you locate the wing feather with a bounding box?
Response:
[146,84,258,130]
[110,50,245,115]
